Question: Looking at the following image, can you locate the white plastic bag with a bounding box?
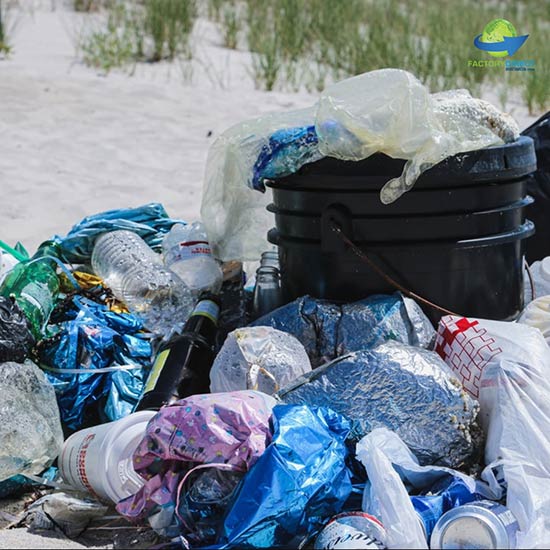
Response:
[316,70,519,204]
[209,326,311,395]
[201,107,319,262]
[519,295,550,345]
[356,428,488,549]
[436,316,550,548]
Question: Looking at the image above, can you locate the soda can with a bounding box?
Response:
[314,511,387,549]
[430,500,519,549]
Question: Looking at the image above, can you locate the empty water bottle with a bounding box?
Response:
[91,230,193,334]
[162,223,223,296]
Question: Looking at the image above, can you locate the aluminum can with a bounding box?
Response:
[430,500,519,549]
[314,511,387,549]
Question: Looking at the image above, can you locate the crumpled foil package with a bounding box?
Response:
[0,361,64,482]
[253,293,435,367]
[278,341,479,468]
[210,326,312,395]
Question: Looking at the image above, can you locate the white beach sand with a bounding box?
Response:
[0,2,543,548]
[0,1,316,254]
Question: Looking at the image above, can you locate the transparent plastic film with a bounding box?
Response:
[201,107,319,262]
[316,70,520,204]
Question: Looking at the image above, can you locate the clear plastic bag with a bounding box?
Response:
[0,361,64,482]
[209,326,311,395]
[201,107,320,262]
[316,70,519,204]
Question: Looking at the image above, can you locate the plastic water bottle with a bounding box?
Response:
[525,257,550,302]
[162,223,223,297]
[0,241,61,340]
[92,230,193,334]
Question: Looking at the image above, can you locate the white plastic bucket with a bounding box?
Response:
[59,411,156,503]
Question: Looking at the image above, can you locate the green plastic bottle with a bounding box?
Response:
[0,240,61,340]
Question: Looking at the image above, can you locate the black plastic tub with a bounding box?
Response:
[266,136,537,324]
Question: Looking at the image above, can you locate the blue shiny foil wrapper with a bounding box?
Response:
[252,293,435,367]
[41,297,152,431]
[278,341,479,468]
[217,405,353,548]
[52,203,186,264]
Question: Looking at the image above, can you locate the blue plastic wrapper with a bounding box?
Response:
[40,296,152,431]
[252,125,321,191]
[217,404,353,549]
[0,467,58,499]
[52,203,186,264]
[252,293,435,367]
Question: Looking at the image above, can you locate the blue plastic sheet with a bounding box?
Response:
[217,404,353,548]
[52,203,186,264]
[252,125,321,191]
[40,296,152,431]
[252,293,435,367]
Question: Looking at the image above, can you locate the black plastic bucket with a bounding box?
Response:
[266,136,537,323]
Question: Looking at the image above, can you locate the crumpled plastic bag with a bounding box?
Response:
[0,361,64,482]
[278,341,479,468]
[52,203,186,264]
[519,295,550,344]
[117,391,276,536]
[0,295,34,363]
[251,124,320,191]
[356,428,491,549]
[217,404,353,548]
[201,107,321,262]
[316,69,519,204]
[26,492,108,538]
[253,293,434,367]
[435,315,550,548]
[39,296,152,431]
[210,326,311,394]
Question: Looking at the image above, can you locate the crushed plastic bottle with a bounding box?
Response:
[0,361,64,482]
[91,230,193,334]
[162,223,223,296]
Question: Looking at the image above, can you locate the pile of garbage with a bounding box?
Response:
[2,70,550,550]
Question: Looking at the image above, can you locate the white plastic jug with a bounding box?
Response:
[59,411,155,503]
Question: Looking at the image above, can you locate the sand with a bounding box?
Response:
[0,1,543,547]
[0,1,316,254]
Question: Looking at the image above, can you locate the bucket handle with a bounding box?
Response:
[330,219,459,318]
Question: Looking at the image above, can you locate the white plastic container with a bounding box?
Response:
[59,411,155,503]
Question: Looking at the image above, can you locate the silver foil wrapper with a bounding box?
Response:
[253,293,435,367]
[278,341,479,468]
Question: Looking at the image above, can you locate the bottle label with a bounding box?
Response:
[191,299,220,324]
[167,241,212,264]
[143,349,170,394]
[20,281,52,319]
